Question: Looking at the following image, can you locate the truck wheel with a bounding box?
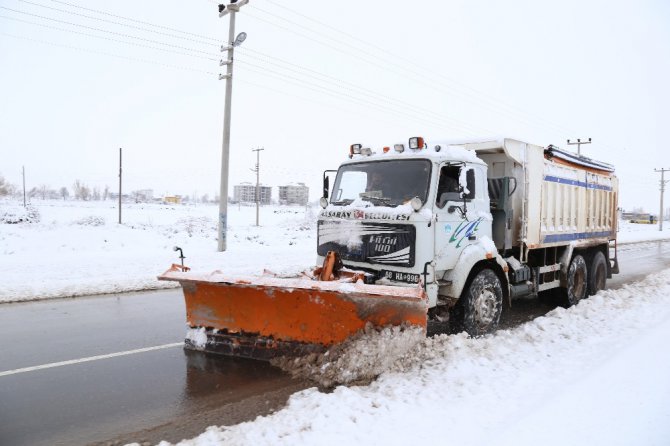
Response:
[461,269,503,336]
[587,251,607,296]
[557,254,588,307]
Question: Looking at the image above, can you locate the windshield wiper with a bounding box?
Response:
[331,199,354,206]
[361,196,393,206]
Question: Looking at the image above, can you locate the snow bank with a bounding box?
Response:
[159,268,670,446]
[0,200,316,303]
[271,324,425,388]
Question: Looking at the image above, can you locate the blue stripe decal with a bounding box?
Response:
[544,175,612,191]
[543,231,612,243]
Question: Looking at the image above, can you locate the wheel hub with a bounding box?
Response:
[474,288,497,328]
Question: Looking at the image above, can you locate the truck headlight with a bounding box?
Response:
[410,197,423,211]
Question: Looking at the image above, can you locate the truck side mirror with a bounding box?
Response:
[322,170,337,199]
[323,175,330,199]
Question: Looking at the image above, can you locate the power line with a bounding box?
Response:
[0,7,218,56]
[16,0,219,46]
[48,0,220,42]
[236,51,494,135]
[0,15,218,61]
[6,2,540,141]
[251,1,582,140]
[235,77,423,131]
[236,60,479,135]
[1,32,218,75]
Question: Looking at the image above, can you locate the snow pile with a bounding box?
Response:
[185,327,208,350]
[0,203,40,224]
[71,215,106,226]
[161,269,670,446]
[271,324,425,388]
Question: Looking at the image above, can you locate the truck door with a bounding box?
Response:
[433,163,490,271]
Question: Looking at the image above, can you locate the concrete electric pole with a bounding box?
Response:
[118,147,122,224]
[251,147,264,226]
[567,138,591,156]
[655,168,670,231]
[217,0,249,251]
[22,166,26,207]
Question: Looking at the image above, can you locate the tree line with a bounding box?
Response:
[0,174,109,201]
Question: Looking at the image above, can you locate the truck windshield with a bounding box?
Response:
[330,159,431,207]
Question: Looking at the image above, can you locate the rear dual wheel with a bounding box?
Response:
[556,254,588,307]
[587,251,607,296]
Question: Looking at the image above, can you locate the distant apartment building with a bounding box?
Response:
[278,183,309,205]
[234,182,272,204]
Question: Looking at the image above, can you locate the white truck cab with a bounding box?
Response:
[318,137,619,335]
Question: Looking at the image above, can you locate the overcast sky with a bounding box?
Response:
[1,0,668,211]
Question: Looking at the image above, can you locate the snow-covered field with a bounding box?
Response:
[0,199,316,303]
[2,199,670,446]
[1,198,669,303]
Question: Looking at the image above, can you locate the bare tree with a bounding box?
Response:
[73,180,91,201]
[103,185,109,201]
[0,174,11,196]
[92,187,101,201]
[59,187,69,200]
[39,184,49,200]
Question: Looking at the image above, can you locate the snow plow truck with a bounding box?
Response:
[159,137,619,360]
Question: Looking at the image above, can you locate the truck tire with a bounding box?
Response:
[587,251,607,296]
[459,269,503,336]
[556,254,588,307]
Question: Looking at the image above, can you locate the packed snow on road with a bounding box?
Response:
[2,199,670,445]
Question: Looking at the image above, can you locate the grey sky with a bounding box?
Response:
[1,0,668,211]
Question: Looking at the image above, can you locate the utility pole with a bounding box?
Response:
[655,168,670,231]
[118,148,122,224]
[251,147,264,226]
[217,0,249,251]
[567,138,591,156]
[22,166,26,207]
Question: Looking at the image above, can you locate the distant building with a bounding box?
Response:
[278,182,309,205]
[164,195,182,204]
[133,189,154,202]
[234,183,271,204]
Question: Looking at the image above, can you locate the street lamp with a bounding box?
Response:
[217,1,249,251]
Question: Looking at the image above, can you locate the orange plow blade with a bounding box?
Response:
[159,264,427,360]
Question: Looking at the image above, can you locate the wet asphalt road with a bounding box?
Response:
[1,240,669,446]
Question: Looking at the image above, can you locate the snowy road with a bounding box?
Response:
[1,240,669,446]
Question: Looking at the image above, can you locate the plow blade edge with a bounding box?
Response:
[159,267,427,360]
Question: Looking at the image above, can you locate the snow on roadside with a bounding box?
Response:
[2,199,670,303]
[0,200,316,303]
[157,269,670,446]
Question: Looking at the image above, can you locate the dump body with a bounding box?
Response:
[470,139,618,251]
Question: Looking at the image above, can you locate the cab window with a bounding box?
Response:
[436,165,475,208]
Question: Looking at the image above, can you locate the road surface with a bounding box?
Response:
[1,240,669,445]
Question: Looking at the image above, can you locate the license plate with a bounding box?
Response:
[381,270,420,284]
